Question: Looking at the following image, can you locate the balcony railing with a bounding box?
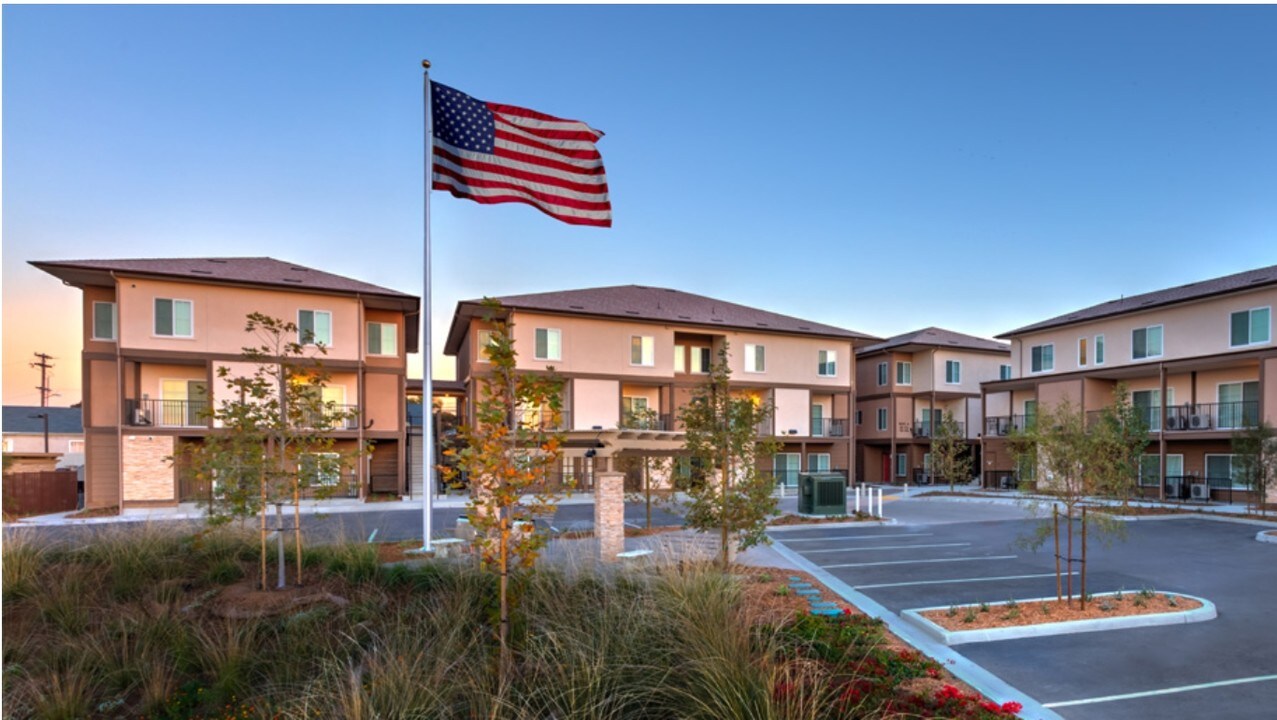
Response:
[810,418,849,438]
[983,415,1036,437]
[1086,401,1258,433]
[296,404,360,431]
[912,420,965,439]
[760,468,849,488]
[126,398,209,428]
[515,409,572,432]
[620,412,672,431]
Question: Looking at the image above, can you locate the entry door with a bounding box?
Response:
[807,453,831,472]
[774,453,800,488]
[811,404,824,437]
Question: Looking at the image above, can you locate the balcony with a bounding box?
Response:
[126,398,209,428]
[297,404,360,431]
[515,408,572,432]
[1086,401,1258,433]
[912,420,965,439]
[809,418,849,438]
[983,415,1035,437]
[620,412,672,431]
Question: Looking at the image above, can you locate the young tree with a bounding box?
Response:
[444,300,565,675]
[680,345,782,567]
[1088,383,1149,508]
[188,312,358,589]
[930,410,973,491]
[1234,421,1277,516]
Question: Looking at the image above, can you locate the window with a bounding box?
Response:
[817,350,837,376]
[896,361,912,385]
[68,440,85,454]
[1230,307,1271,347]
[999,364,1012,381]
[1133,388,1173,431]
[877,362,888,386]
[674,344,686,373]
[744,344,765,373]
[1139,454,1183,488]
[367,322,398,356]
[895,453,907,478]
[1030,344,1054,373]
[92,301,117,341]
[154,298,193,337]
[945,360,961,384]
[2,439,13,453]
[630,336,655,366]
[774,453,800,488]
[300,452,342,487]
[1218,381,1260,429]
[855,410,863,426]
[534,328,561,361]
[1206,454,1247,490]
[476,330,497,362]
[807,453,831,472]
[1132,325,1163,360]
[690,347,711,374]
[1078,337,1088,367]
[876,408,888,431]
[1095,335,1105,365]
[298,310,332,346]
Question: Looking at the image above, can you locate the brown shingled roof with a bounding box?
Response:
[444,285,876,354]
[857,327,1010,356]
[999,263,1277,338]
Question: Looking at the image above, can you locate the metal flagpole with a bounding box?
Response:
[420,59,435,552]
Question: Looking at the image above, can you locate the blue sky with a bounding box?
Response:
[4,4,1276,405]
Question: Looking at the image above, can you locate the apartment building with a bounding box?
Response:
[854,328,1010,484]
[31,258,419,509]
[442,285,878,488]
[983,264,1277,501]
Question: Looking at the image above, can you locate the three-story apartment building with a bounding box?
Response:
[982,264,1277,501]
[443,285,878,489]
[32,258,419,509]
[854,328,1011,484]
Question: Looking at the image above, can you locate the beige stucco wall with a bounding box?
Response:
[572,378,620,430]
[1266,358,1277,424]
[984,392,1011,417]
[364,373,401,431]
[121,434,176,502]
[89,359,120,427]
[773,388,811,436]
[1037,380,1082,410]
[1008,286,1277,375]
[117,277,364,361]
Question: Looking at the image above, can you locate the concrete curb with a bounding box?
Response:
[901,592,1216,646]
[1256,530,1277,544]
[767,540,1063,720]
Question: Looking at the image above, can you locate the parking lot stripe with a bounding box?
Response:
[801,542,970,554]
[775,533,932,543]
[855,571,1076,589]
[1043,674,1277,708]
[822,555,1017,569]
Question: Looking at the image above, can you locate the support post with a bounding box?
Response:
[594,470,625,562]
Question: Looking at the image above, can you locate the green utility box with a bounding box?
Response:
[798,473,847,516]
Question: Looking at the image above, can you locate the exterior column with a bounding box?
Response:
[594,470,625,562]
[1159,364,1168,502]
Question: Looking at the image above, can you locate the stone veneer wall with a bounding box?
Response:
[122,434,176,502]
[594,471,625,562]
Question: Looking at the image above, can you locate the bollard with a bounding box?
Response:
[878,488,884,518]
[854,486,861,514]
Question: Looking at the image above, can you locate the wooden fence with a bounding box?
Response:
[2,469,80,517]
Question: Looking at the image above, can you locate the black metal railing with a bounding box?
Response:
[297,404,360,431]
[126,398,209,428]
[620,412,671,431]
[983,470,1019,491]
[760,468,849,488]
[912,420,965,439]
[984,415,1035,436]
[1165,401,1258,431]
[810,418,849,437]
[514,408,572,432]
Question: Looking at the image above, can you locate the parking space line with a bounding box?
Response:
[822,555,1017,569]
[1043,674,1277,708]
[801,542,970,554]
[856,571,1076,589]
[776,533,932,543]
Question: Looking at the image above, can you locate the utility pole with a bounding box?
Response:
[31,352,55,407]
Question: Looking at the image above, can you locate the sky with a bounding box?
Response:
[3,4,1276,407]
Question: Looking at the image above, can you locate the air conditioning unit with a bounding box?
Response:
[1189,414,1212,430]
[1165,478,1182,499]
[1190,483,1211,501]
[132,407,153,425]
[1165,415,1187,431]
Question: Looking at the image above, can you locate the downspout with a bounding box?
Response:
[1158,363,1167,502]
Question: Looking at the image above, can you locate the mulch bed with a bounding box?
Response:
[769,512,875,526]
[921,592,1201,631]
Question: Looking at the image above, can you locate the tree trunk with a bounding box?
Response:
[294,484,303,586]
[720,457,730,568]
[1054,505,1061,602]
[1080,506,1088,610]
[1065,506,1074,606]
[498,515,511,680]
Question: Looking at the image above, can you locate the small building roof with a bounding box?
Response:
[444,285,878,354]
[999,263,1277,338]
[2,406,83,435]
[857,327,1010,356]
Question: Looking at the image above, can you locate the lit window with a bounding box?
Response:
[744,344,766,373]
[630,336,655,366]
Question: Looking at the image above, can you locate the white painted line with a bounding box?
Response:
[823,555,1018,569]
[777,533,932,543]
[857,571,1077,590]
[367,528,379,543]
[802,543,970,554]
[1043,674,1277,708]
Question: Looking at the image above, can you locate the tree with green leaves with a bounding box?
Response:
[188,312,358,590]
[1234,420,1277,517]
[1087,383,1149,507]
[443,300,565,676]
[680,345,782,567]
[930,410,973,491]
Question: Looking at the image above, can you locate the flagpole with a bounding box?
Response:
[420,59,435,552]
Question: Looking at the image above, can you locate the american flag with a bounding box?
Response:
[431,82,611,227]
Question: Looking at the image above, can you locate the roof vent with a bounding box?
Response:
[282,278,303,284]
[569,304,586,310]
[290,266,309,272]
[678,315,692,320]
[189,269,213,275]
[207,259,228,264]
[1140,299,1155,306]
[625,310,640,315]
[798,325,811,330]
[756,322,769,327]
[1249,276,1270,284]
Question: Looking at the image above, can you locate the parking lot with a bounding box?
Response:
[770,495,1277,720]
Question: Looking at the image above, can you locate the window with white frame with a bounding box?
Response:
[896,361,912,385]
[68,439,86,454]
[1030,344,1054,373]
[744,344,765,373]
[154,298,193,337]
[1078,337,1088,367]
[630,335,655,366]
[876,408,888,431]
[945,360,961,384]
[1095,335,1105,365]
[1230,307,1271,347]
[807,453,831,472]
[999,364,1012,381]
[476,330,497,362]
[534,328,561,361]
[877,362,888,386]
[366,322,398,356]
[1206,454,1247,490]
[1132,325,1163,360]
[300,452,342,487]
[92,302,117,341]
[298,310,332,346]
[690,346,712,374]
[674,344,686,373]
[895,453,907,478]
[817,349,837,376]
[1139,454,1183,488]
